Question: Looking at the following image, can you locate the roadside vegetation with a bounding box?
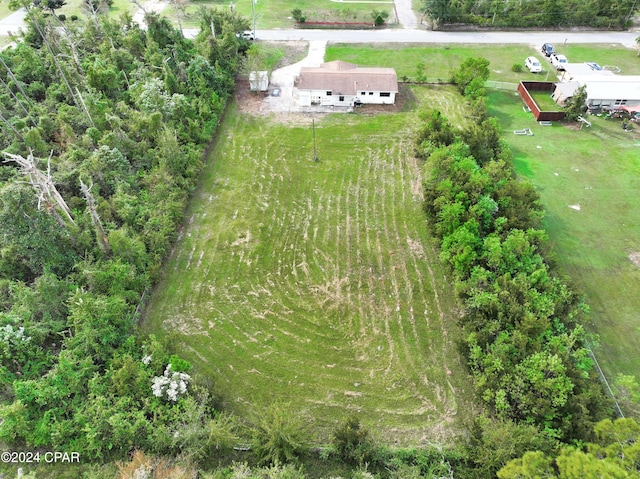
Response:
[421,0,638,29]
[159,0,390,29]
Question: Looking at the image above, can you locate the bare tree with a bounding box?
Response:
[80,179,110,252]
[0,110,25,141]
[3,150,75,227]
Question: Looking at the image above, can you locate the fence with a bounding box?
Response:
[485,80,518,91]
[585,338,625,418]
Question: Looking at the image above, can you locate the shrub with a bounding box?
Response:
[371,9,389,26]
[58,14,66,21]
[70,14,78,20]
[511,63,523,73]
[331,415,375,465]
[291,8,303,22]
[252,402,309,464]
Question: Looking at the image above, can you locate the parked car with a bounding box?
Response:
[236,30,255,41]
[550,53,568,70]
[525,56,542,73]
[541,43,554,57]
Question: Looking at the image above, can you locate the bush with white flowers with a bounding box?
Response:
[151,364,190,402]
[0,324,31,345]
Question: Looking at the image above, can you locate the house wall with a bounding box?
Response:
[587,98,640,110]
[300,89,396,107]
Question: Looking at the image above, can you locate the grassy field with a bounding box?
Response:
[142,92,474,445]
[488,89,640,407]
[529,90,560,111]
[161,0,393,29]
[325,43,640,83]
[326,43,547,82]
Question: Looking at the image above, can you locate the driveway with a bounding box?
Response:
[0,8,26,37]
[261,40,327,113]
[394,0,420,28]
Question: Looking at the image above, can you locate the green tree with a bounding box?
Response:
[498,418,640,479]
[564,85,588,122]
[452,57,490,97]
[421,0,453,27]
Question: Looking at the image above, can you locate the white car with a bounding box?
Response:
[550,54,568,71]
[236,30,255,41]
[525,56,542,73]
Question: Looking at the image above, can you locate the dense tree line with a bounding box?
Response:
[498,418,640,478]
[0,6,250,461]
[421,0,638,29]
[416,60,612,445]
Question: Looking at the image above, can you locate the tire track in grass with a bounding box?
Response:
[145,112,472,444]
[370,148,395,375]
[353,157,367,349]
[388,145,421,381]
[381,143,432,410]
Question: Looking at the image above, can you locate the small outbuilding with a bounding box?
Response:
[297,60,398,107]
[249,71,269,92]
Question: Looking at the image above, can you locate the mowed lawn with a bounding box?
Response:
[143,99,473,444]
[489,90,640,401]
[161,0,390,29]
[325,43,640,83]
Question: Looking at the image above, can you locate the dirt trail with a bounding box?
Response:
[394,0,420,28]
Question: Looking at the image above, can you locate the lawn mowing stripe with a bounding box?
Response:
[143,107,474,444]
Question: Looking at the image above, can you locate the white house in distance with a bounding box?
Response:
[552,63,640,110]
[296,60,398,107]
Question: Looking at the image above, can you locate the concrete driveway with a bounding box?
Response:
[0,8,26,37]
[261,40,327,113]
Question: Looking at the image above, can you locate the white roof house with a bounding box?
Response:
[297,60,398,107]
[553,64,640,110]
[559,63,616,82]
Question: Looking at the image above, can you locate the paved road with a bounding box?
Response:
[237,29,640,48]
[0,8,27,37]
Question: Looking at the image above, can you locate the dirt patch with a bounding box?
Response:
[628,252,640,267]
[235,79,411,120]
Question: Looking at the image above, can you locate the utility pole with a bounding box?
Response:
[312,118,318,161]
[252,0,256,38]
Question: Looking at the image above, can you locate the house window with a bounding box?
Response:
[615,99,627,105]
[380,92,391,97]
[339,96,345,102]
[326,91,332,96]
[368,92,374,95]
[361,91,366,95]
